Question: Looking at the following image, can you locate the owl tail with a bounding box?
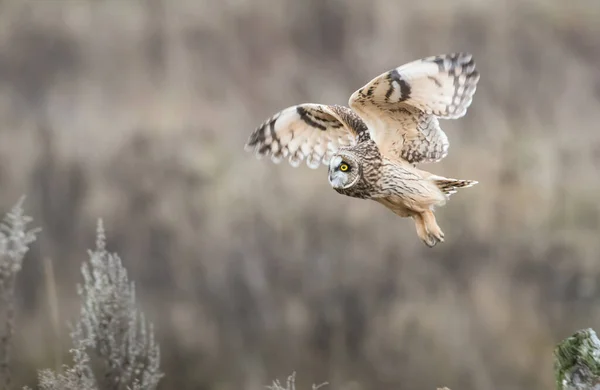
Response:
[430,175,478,197]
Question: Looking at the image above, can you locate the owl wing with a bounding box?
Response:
[245,103,367,169]
[348,53,480,164]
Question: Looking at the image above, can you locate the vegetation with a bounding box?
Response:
[1,201,162,390]
[2,199,600,388]
[554,329,600,390]
[0,198,40,390]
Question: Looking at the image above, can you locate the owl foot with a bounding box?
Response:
[413,213,436,247]
[426,228,445,247]
[420,210,445,248]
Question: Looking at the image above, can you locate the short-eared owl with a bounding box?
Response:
[245,53,480,247]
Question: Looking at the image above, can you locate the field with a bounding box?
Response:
[1,1,600,389]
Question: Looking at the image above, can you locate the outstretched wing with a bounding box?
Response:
[245,103,366,169]
[349,52,480,164]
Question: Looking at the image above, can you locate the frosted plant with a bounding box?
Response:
[0,197,40,389]
[0,197,40,288]
[267,372,328,390]
[35,219,163,390]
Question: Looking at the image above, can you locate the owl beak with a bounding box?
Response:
[328,171,346,189]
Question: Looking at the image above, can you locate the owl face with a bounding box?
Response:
[328,153,361,190]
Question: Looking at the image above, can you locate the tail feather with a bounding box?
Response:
[430,175,478,196]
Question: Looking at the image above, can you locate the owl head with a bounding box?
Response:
[328,152,361,190]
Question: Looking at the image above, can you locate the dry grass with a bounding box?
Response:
[0,0,599,389]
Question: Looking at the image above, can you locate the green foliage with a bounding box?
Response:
[554,328,600,390]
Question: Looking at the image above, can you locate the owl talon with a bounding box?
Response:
[422,231,444,247]
[426,231,444,247]
[423,236,438,248]
[431,230,445,243]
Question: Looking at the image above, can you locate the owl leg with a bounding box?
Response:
[421,210,445,245]
[412,213,437,247]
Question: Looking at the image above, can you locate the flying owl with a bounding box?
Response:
[245,53,480,247]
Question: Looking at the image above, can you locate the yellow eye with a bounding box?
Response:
[340,163,349,172]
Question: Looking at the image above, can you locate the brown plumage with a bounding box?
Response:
[245,53,480,247]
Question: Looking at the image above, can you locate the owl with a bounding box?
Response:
[245,53,480,247]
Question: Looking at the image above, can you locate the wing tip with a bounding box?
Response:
[244,141,255,153]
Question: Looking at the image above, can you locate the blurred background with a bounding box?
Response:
[1,0,599,389]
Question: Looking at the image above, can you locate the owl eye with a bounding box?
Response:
[339,163,350,172]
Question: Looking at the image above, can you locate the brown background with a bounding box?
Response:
[1,0,600,389]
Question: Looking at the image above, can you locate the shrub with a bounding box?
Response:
[0,198,162,390]
[33,220,163,390]
[0,197,40,390]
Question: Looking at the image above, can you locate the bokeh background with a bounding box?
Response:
[1,0,600,389]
